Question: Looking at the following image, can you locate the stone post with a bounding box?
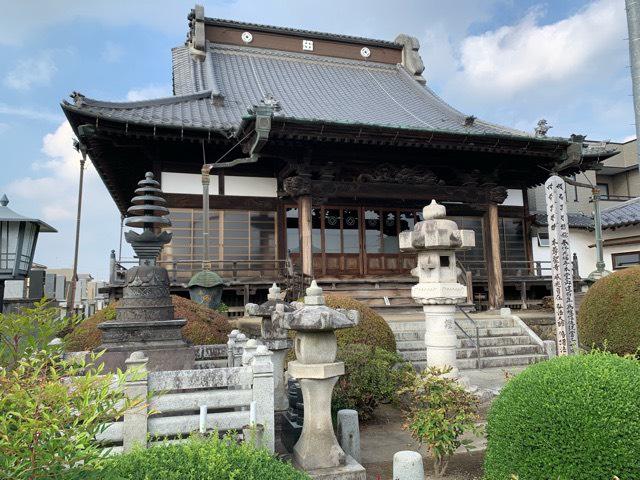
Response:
[399,200,475,377]
[123,351,149,453]
[337,409,361,463]
[227,329,239,367]
[245,283,294,412]
[278,281,365,479]
[233,333,247,367]
[393,451,424,480]
[251,345,275,453]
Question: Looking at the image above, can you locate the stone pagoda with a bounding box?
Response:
[399,200,475,377]
[278,281,365,479]
[98,172,194,371]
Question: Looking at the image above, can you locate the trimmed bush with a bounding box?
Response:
[484,351,640,480]
[333,344,402,420]
[577,266,640,355]
[325,294,396,353]
[90,435,309,480]
[64,295,232,351]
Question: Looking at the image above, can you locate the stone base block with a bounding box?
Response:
[296,455,366,480]
[97,345,195,372]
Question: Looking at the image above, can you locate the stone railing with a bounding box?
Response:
[95,344,274,454]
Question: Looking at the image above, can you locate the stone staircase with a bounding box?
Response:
[390,314,548,370]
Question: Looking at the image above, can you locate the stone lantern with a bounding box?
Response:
[244,283,294,413]
[399,200,475,376]
[0,194,56,311]
[277,280,365,479]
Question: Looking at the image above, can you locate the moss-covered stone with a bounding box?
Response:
[577,266,640,355]
[64,295,232,351]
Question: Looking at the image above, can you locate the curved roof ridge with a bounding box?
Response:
[67,90,216,109]
[203,17,402,49]
[602,195,640,213]
[395,66,533,138]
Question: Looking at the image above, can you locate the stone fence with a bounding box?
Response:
[94,342,275,454]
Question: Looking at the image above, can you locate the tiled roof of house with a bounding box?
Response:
[62,42,535,139]
[533,212,595,230]
[602,197,640,229]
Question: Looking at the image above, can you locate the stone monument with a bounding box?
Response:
[277,281,365,479]
[98,172,194,371]
[399,200,475,376]
[544,176,579,355]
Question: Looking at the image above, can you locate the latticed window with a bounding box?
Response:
[159,208,277,282]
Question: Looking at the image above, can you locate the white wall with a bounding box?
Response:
[161,172,277,198]
[532,225,640,277]
[500,189,524,206]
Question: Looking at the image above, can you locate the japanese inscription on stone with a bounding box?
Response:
[545,175,579,355]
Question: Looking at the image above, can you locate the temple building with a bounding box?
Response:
[62,5,612,310]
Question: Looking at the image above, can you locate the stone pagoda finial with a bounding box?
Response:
[124,172,172,265]
[423,199,446,220]
[267,282,281,301]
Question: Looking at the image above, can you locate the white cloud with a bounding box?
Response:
[0,103,62,123]
[5,121,127,279]
[126,84,172,101]
[101,41,124,63]
[0,122,9,133]
[4,51,58,90]
[451,0,625,99]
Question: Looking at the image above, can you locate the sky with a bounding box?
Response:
[0,0,636,280]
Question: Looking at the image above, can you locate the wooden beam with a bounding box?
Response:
[298,195,313,278]
[486,203,504,309]
[164,193,278,211]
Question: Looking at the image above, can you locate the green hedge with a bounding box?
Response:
[577,266,640,355]
[484,351,640,479]
[83,436,309,480]
[325,294,396,353]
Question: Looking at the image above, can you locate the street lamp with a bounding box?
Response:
[0,194,56,312]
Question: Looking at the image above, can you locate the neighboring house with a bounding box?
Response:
[531,139,640,278]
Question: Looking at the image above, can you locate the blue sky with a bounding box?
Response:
[0,0,635,280]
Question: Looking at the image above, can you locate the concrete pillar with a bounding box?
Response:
[393,451,424,480]
[486,203,504,310]
[123,351,149,452]
[298,195,313,278]
[423,304,459,377]
[251,345,275,453]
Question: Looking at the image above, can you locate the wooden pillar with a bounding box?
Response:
[298,195,313,278]
[486,203,504,309]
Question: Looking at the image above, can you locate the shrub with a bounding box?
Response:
[398,366,480,477]
[65,295,232,351]
[325,294,396,353]
[333,344,403,420]
[93,435,310,480]
[0,302,134,480]
[577,266,640,355]
[484,351,640,480]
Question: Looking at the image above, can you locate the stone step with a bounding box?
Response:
[410,354,547,371]
[458,335,534,348]
[459,354,547,370]
[457,344,543,359]
[397,335,535,351]
[456,318,516,328]
[388,321,427,332]
[393,330,424,341]
[392,325,526,340]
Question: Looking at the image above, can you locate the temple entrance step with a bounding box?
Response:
[389,314,548,370]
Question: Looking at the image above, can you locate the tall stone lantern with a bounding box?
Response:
[277,281,365,479]
[98,172,194,371]
[399,200,475,376]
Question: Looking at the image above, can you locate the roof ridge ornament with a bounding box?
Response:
[0,194,8,207]
[394,34,426,85]
[187,4,206,60]
[535,119,552,137]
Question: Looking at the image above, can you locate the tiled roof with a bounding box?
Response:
[602,197,640,229]
[534,212,594,230]
[63,42,534,139]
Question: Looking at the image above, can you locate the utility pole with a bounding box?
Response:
[66,141,87,318]
[626,0,640,170]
